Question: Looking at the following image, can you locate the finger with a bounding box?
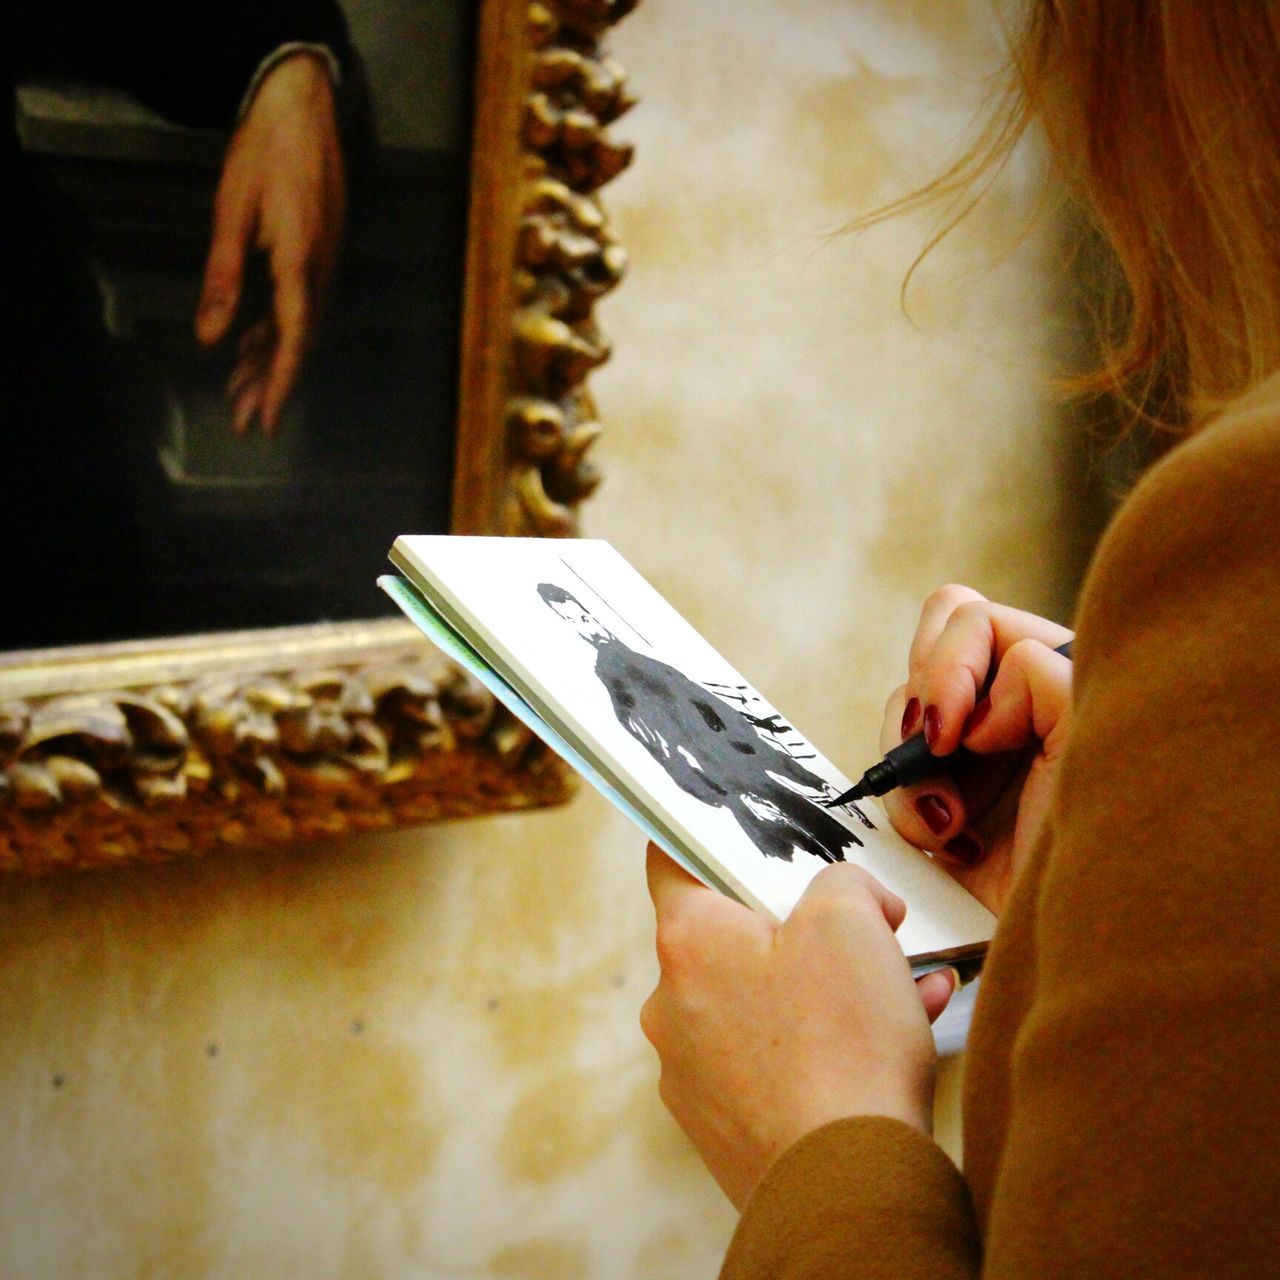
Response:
[899,585,988,743]
[906,585,989,680]
[260,257,311,434]
[197,174,255,347]
[645,841,710,916]
[238,316,274,358]
[915,968,959,1024]
[879,683,970,854]
[646,843,763,976]
[961,637,1074,758]
[879,684,910,757]
[794,861,907,934]
[886,773,970,855]
[915,602,1074,757]
[227,349,268,400]
[233,379,265,436]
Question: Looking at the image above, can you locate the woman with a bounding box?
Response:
[641,5,1280,1276]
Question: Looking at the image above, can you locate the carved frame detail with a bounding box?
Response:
[0,0,638,874]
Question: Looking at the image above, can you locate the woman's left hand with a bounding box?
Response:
[641,843,955,1209]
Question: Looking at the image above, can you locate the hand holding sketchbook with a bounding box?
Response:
[380,536,993,972]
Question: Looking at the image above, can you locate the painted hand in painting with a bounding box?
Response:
[196,51,347,436]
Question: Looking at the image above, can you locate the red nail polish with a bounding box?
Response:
[923,705,942,749]
[943,833,983,864]
[901,697,921,738]
[962,699,991,739]
[915,793,952,836]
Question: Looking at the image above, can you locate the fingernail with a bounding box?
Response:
[923,704,942,749]
[943,832,983,864]
[915,793,952,835]
[901,697,921,738]
[962,699,991,739]
[944,966,963,992]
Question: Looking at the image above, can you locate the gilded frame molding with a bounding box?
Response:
[0,0,638,873]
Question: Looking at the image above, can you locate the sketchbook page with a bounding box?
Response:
[377,574,741,901]
[390,536,994,958]
[381,571,974,968]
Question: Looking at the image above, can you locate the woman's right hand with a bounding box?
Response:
[879,586,1075,917]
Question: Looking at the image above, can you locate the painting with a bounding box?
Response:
[0,0,639,872]
[11,0,480,645]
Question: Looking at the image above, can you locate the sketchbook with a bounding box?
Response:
[380,536,994,971]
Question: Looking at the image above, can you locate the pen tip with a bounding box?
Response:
[824,783,868,808]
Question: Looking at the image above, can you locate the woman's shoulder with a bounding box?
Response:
[1135,373,1280,500]
[1104,377,1280,552]
[1075,376,1280,656]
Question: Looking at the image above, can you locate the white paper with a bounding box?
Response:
[390,536,994,960]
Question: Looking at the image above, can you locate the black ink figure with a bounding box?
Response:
[538,583,871,865]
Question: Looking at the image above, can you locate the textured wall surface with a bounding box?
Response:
[0,2,1100,1276]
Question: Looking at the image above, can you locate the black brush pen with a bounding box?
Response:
[826,639,1074,806]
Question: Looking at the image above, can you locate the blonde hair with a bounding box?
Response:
[862,2,1280,432]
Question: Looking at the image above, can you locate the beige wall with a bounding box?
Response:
[0,2,1099,1276]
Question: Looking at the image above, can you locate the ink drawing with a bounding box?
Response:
[386,536,994,962]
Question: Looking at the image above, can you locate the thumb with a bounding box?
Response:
[915,967,960,1024]
[197,173,254,346]
[794,861,907,934]
[645,840,710,916]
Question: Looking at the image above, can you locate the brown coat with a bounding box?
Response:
[721,386,1280,1278]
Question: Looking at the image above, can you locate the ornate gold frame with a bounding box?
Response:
[0,0,638,873]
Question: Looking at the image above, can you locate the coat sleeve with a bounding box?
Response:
[11,0,357,129]
[721,388,1280,1279]
[977,394,1280,1275]
[720,1117,980,1279]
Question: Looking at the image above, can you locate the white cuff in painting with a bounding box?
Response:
[236,42,341,122]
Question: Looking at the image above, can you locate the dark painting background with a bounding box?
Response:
[5,0,474,647]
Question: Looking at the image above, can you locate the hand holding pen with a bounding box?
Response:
[830,587,1075,917]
